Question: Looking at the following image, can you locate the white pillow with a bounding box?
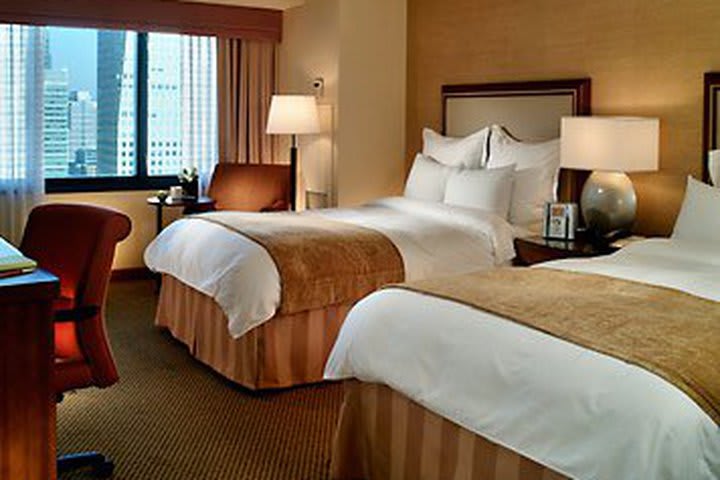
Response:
[422,127,489,169]
[404,154,455,202]
[510,158,559,230]
[709,150,720,187]
[487,125,560,171]
[671,176,720,243]
[443,164,515,219]
[487,125,561,228]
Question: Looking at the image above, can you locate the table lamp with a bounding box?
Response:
[561,116,659,237]
[266,95,321,210]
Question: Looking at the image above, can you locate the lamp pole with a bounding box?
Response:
[290,134,298,211]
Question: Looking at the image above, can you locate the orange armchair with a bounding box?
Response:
[21,203,131,477]
[188,163,291,214]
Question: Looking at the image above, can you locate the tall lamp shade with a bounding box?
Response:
[266,95,321,210]
[561,116,659,235]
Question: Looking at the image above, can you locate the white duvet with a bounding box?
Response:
[144,197,516,338]
[325,239,720,480]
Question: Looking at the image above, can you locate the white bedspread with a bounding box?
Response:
[325,239,720,479]
[144,197,515,338]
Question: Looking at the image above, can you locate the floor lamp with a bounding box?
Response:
[266,95,321,210]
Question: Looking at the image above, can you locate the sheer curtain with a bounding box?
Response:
[181,35,218,194]
[0,25,44,244]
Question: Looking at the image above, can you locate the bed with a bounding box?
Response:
[324,86,720,477]
[326,237,720,479]
[147,199,516,389]
[145,78,591,390]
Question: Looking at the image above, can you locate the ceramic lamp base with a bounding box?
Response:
[581,171,637,235]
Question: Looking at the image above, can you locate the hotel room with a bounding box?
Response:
[1,1,718,479]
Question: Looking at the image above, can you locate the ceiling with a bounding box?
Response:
[183,0,305,9]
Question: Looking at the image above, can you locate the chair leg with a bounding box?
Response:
[57,452,114,478]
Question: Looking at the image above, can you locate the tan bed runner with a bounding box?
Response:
[390,267,720,425]
[195,212,404,314]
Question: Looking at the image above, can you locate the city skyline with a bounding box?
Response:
[0,25,218,179]
[4,24,217,180]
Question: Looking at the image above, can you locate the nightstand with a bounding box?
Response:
[514,235,619,266]
[147,196,215,236]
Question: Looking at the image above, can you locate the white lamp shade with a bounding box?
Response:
[266,95,320,135]
[560,116,659,172]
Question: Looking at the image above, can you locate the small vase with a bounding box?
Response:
[181,179,199,199]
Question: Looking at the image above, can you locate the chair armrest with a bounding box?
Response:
[54,305,100,323]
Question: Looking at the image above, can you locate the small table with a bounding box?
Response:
[514,235,619,266]
[147,196,215,236]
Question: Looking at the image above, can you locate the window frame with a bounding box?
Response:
[45,31,201,193]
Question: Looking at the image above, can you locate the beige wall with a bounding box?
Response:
[278,0,340,207]
[407,0,720,234]
[336,0,407,206]
[280,0,407,207]
[47,191,182,270]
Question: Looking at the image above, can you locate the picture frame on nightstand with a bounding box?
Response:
[542,202,579,240]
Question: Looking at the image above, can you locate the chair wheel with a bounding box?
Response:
[93,459,114,478]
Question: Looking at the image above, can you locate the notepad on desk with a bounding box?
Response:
[0,236,36,278]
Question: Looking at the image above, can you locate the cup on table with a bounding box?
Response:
[169,186,184,200]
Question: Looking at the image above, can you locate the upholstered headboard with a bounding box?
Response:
[441,78,591,201]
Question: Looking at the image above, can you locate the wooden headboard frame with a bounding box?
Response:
[441,78,592,202]
[702,72,720,183]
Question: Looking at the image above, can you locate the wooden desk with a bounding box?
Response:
[0,270,59,480]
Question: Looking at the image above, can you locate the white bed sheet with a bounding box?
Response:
[325,239,720,479]
[144,197,516,338]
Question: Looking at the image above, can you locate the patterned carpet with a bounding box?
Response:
[57,280,344,480]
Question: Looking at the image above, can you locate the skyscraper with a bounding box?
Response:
[68,90,97,176]
[42,68,70,178]
[147,33,183,177]
[97,30,136,177]
[96,31,215,179]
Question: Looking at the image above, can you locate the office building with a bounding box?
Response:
[68,90,97,176]
[42,68,70,178]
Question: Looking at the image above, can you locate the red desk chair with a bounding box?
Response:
[21,204,131,478]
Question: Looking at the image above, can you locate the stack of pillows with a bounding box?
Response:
[404,125,561,232]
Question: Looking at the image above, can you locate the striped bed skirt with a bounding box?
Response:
[155,275,352,390]
[331,381,568,480]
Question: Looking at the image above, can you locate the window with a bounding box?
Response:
[146,33,217,177]
[26,26,218,192]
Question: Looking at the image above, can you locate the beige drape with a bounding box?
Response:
[218,37,277,164]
